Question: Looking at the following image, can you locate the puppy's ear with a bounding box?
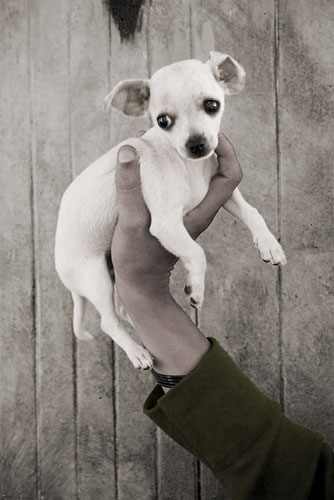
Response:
[206,51,245,95]
[104,79,150,116]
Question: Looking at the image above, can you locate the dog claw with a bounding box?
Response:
[188,293,203,310]
[184,285,203,309]
[254,231,287,267]
[127,344,154,370]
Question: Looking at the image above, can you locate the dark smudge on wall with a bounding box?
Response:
[103,0,146,41]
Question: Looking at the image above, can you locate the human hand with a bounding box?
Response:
[112,131,243,308]
[111,131,243,374]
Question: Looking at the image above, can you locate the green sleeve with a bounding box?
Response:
[143,337,334,500]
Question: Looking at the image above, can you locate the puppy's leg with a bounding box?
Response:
[113,283,135,328]
[150,216,206,309]
[223,188,286,265]
[83,255,153,369]
[107,255,135,327]
[71,292,93,340]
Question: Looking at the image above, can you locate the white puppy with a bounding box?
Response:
[55,51,286,370]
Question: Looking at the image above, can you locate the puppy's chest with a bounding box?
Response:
[182,158,217,213]
[183,169,209,213]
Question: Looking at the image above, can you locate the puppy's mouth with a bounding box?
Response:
[178,149,214,161]
[188,150,212,160]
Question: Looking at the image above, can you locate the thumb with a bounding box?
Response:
[116,145,141,191]
[115,145,150,229]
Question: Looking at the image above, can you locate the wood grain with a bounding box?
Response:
[30,0,77,497]
[0,1,37,498]
[279,0,334,446]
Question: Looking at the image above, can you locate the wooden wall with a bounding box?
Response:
[1,1,333,499]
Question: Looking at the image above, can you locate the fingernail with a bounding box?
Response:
[118,147,136,163]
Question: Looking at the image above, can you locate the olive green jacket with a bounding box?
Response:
[143,338,334,499]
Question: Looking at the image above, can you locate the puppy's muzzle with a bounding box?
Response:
[186,136,207,158]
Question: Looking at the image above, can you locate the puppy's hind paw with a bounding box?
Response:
[127,344,154,370]
[184,285,204,310]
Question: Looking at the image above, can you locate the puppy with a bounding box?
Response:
[55,51,286,370]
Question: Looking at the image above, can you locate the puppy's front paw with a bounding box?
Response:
[253,230,287,266]
[127,344,154,370]
[184,276,205,310]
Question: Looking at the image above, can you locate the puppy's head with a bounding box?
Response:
[105,52,245,161]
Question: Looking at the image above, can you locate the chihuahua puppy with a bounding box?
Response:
[55,51,286,370]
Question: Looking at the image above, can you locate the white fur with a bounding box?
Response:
[55,53,286,370]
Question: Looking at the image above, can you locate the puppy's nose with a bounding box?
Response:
[186,136,206,157]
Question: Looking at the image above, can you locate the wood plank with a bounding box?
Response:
[69,1,116,498]
[148,1,200,498]
[191,1,279,497]
[30,0,77,497]
[279,0,334,445]
[107,5,157,500]
[0,1,37,498]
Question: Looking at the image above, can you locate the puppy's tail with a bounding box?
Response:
[71,292,93,341]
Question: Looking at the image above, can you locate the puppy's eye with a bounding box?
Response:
[204,100,220,114]
[157,114,174,129]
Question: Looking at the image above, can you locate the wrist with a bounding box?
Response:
[115,278,210,374]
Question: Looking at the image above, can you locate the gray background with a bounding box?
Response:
[1,0,333,499]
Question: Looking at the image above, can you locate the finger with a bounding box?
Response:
[215,133,243,180]
[184,175,239,239]
[116,145,151,230]
[215,132,235,157]
[136,129,146,138]
[184,134,242,239]
[116,146,141,191]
